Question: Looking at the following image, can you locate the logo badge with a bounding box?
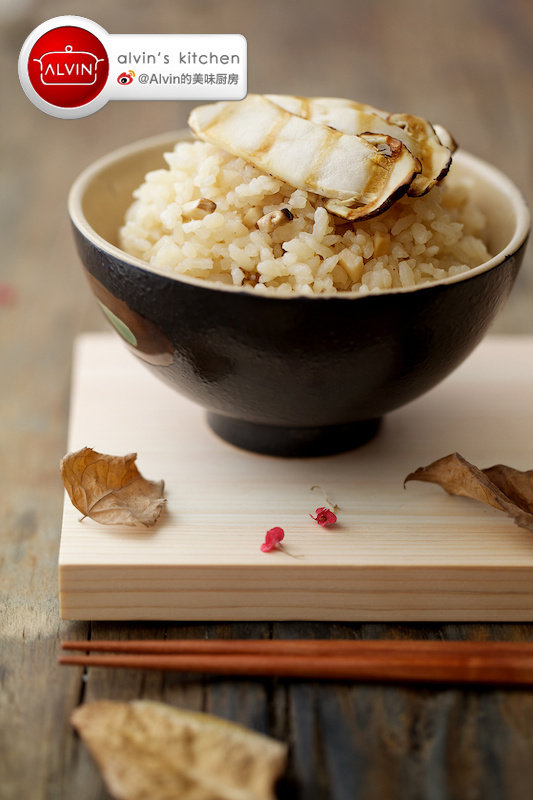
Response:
[19,17,247,118]
[19,17,110,118]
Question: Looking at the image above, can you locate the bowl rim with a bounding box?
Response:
[68,128,531,299]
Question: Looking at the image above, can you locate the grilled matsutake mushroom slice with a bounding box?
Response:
[256,208,294,232]
[181,197,216,219]
[324,133,422,221]
[188,95,420,221]
[266,94,454,197]
[387,112,453,195]
[433,123,458,154]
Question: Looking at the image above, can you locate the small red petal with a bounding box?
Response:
[265,526,284,545]
[261,526,285,552]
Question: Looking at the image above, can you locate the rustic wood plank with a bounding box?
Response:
[201,623,272,733]
[273,622,533,800]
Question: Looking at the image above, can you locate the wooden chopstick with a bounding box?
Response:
[59,640,533,685]
[61,639,533,656]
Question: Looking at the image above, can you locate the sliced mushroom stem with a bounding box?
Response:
[181,198,216,219]
[188,94,455,222]
[325,134,421,222]
[266,95,453,197]
[188,96,420,217]
[256,208,293,232]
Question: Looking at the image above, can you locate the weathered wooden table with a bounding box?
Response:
[2,1,533,798]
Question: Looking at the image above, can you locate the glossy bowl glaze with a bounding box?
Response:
[69,131,530,456]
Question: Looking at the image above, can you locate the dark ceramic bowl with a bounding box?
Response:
[69,131,530,456]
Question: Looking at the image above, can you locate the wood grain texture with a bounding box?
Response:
[59,334,533,621]
[1,0,533,798]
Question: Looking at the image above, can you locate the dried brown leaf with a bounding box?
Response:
[60,447,165,527]
[482,465,533,514]
[71,700,287,800]
[405,452,533,532]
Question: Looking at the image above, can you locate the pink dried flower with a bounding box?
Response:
[309,507,337,527]
[0,283,16,307]
[260,527,285,553]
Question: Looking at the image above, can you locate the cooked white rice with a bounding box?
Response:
[119,140,490,295]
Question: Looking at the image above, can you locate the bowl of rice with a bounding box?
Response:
[69,96,530,456]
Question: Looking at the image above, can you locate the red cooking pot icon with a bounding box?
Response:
[26,25,109,109]
[33,44,104,85]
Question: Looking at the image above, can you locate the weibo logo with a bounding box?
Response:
[117,71,135,85]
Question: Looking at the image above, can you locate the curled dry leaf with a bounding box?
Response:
[60,447,165,527]
[405,452,533,532]
[71,700,287,800]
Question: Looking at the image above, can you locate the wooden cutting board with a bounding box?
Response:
[59,333,533,621]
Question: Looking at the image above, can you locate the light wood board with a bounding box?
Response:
[59,333,533,621]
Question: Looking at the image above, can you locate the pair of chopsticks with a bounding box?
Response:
[60,639,533,685]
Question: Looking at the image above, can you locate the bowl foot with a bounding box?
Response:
[206,413,382,457]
